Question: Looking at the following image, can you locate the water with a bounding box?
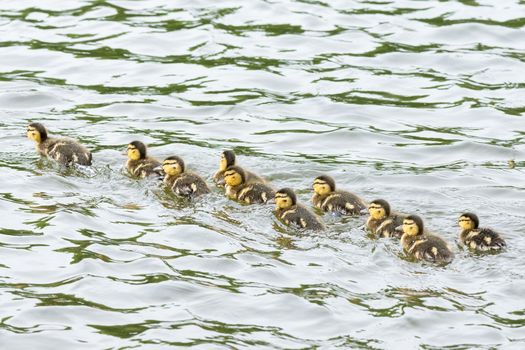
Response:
[1,0,524,348]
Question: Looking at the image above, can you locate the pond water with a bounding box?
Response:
[1,0,524,349]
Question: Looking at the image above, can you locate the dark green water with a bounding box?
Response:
[1,1,524,349]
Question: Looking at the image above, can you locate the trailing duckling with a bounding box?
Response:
[224,165,274,204]
[161,156,210,198]
[275,188,324,231]
[312,175,367,215]
[458,212,506,252]
[366,199,405,238]
[126,141,162,178]
[400,215,454,264]
[213,150,263,187]
[26,122,92,166]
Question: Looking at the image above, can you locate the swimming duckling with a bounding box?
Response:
[126,141,161,178]
[458,213,506,252]
[224,165,274,204]
[312,175,367,215]
[366,199,405,238]
[275,188,324,230]
[400,215,454,264]
[161,156,210,198]
[213,150,263,187]
[26,122,92,166]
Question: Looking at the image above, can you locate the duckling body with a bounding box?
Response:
[27,123,92,166]
[400,215,453,264]
[162,156,210,198]
[458,213,506,252]
[312,175,367,215]
[275,188,324,230]
[224,166,273,204]
[366,199,404,238]
[213,150,263,187]
[126,141,161,178]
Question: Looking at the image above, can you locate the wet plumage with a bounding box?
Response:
[275,188,324,231]
[312,175,367,215]
[366,199,405,238]
[27,123,92,166]
[213,150,263,187]
[400,215,454,264]
[126,141,162,178]
[224,165,273,204]
[458,213,506,252]
[162,156,210,198]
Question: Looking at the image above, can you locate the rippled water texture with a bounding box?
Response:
[1,0,525,348]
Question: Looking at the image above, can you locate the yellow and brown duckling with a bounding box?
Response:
[213,150,263,187]
[458,213,506,252]
[400,215,454,264]
[275,188,324,231]
[366,199,405,238]
[27,122,92,166]
[126,141,162,178]
[161,156,210,197]
[224,165,274,204]
[312,175,367,215]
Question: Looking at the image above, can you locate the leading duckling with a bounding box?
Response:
[275,188,324,230]
[213,150,263,187]
[400,215,454,264]
[458,213,506,252]
[366,199,405,238]
[161,156,210,198]
[26,122,92,166]
[126,141,162,178]
[224,165,274,204]
[312,175,367,215]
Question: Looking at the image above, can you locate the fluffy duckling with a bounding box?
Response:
[275,188,324,230]
[458,213,506,251]
[213,150,263,187]
[161,156,210,198]
[224,165,274,204]
[26,122,92,166]
[366,199,404,238]
[126,141,162,178]
[400,215,454,264]
[312,175,367,215]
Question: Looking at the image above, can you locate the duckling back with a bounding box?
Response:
[127,158,161,178]
[40,138,92,166]
[235,182,274,204]
[404,234,454,264]
[313,190,367,215]
[460,228,506,252]
[171,172,210,197]
[367,213,404,238]
[275,204,324,231]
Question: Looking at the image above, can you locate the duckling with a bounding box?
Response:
[126,141,162,178]
[366,199,405,238]
[223,165,274,204]
[213,150,263,187]
[312,175,367,215]
[400,215,454,264]
[458,213,506,251]
[275,188,324,231]
[26,122,92,166]
[161,156,210,198]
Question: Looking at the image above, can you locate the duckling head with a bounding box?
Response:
[127,141,147,161]
[275,188,297,210]
[313,175,335,196]
[369,199,390,220]
[403,215,424,236]
[219,150,236,172]
[224,165,245,187]
[163,156,185,176]
[458,212,479,231]
[27,123,48,143]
